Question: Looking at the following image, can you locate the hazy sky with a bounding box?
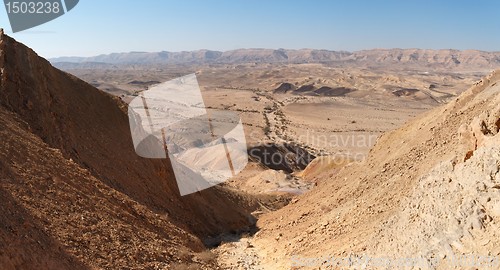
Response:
[1,0,499,58]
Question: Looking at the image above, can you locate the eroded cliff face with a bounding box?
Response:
[366,74,500,268]
[253,70,500,269]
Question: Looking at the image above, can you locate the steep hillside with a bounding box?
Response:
[253,70,500,269]
[0,30,261,269]
[0,106,209,269]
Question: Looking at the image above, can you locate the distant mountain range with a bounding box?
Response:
[50,48,500,70]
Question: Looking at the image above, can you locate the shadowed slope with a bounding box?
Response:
[0,30,259,268]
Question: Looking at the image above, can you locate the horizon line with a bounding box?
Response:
[49,47,500,60]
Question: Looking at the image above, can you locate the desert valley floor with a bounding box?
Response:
[56,59,498,269]
[2,30,500,269]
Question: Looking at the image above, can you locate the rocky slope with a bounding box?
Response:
[0,30,263,269]
[252,70,500,269]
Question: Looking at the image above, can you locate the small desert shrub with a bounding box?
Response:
[263,126,271,134]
